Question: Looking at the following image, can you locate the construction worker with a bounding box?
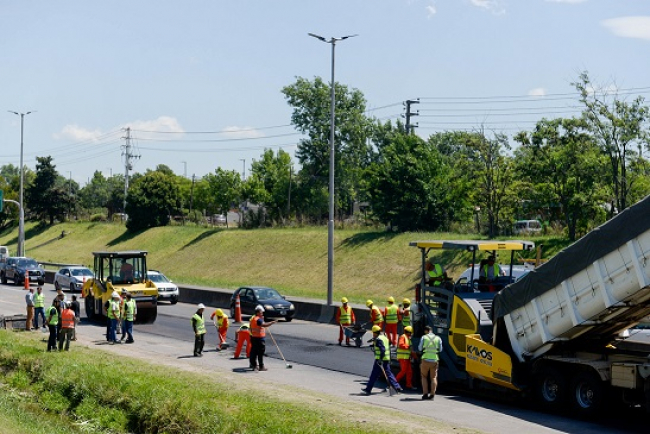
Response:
[192,303,207,357]
[426,260,451,289]
[70,295,80,341]
[119,288,128,341]
[233,321,251,359]
[366,300,384,331]
[361,326,403,395]
[384,296,399,346]
[480,255,505,292]
[25,286,34,331]
[210,308,229,351]
[107,292,121,345]
[57,301,76,351]
[419,324,443,400]
[400,298,411,331]
[395,326,415,390]
[249,305,277,371]
[336,297,356,346]
[123,292,137,344]
[45,299,60,352]
[33,286,45,329]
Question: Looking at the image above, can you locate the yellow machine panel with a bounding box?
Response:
[449,296,478,357]
[465,334,519,391]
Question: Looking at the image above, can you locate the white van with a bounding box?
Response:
[513,220,542,235]
[0,246,9,260]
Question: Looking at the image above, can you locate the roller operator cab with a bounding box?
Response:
[81,251,158,324]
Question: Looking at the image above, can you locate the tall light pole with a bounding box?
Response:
[239,159,246,181]
[67,171,72,218]
[8,110,33,257]
[308,32,357,306]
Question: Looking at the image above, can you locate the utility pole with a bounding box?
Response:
[189,174,195,216]
[121,127,140,215]
[404,99,420,134]
[239,159,246,181]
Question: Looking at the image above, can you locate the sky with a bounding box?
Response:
[1,1,649,186]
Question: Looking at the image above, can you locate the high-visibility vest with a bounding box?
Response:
[339,305,352,324]
[396,334,411,359]
[428,264,444,286]
[216,315,228,329]
[482,264,500,279]
[107,301,120,319]
[124,300,137,321]
[385,304,399,324]
[374,335,390,361]
[192,313,206,335]
[47,306,59,326]
[34,293,44,308]
[401,306,410,327]
[238,322,250,335]
[421,333,442,361]
[61,309,75,329]
[250,314,266,338]
[371,306,384,325]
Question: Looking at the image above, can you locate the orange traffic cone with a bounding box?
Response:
[234,293,242,323]
[24,270,29,290]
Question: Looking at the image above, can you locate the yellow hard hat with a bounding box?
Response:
[402,298,411,305]
[372,325,382,333]
[404,326,413,334]
[341,297,348,303]
[387,296,395,303]
[215,308,223,317]
[366,299,373,307]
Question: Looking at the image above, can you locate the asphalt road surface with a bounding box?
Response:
[2,281,648,434]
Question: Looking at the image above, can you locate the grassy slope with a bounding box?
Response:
[0,222,570,304]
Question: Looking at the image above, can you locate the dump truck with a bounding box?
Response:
[411,195,650,416]
[81,251,158,324]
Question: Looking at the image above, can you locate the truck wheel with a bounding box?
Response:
[535,366,567,410]
[1,273,6,284]
[570,371,604,416]
[85,295,95,320]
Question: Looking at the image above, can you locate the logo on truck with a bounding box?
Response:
[466,345,493,365]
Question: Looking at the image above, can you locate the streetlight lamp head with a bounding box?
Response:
[340,34,358,40]
[308,32,326,42]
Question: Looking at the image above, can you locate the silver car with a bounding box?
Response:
[147,270,179,304]
[54,266,94,292]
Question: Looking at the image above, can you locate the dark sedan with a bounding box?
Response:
[229,286,295,321]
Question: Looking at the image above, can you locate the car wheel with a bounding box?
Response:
[171,296,178,305]
[230,305,236,318]
[38,279,45,286]
[54,281,61,291]
[70,283,76,293]
[1,273,6,285]
[285,315,293,322]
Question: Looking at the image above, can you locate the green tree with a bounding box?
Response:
[282,77,372,220]
[514,118,606,240]
[247,149,293,223]
[125,171,180,231]
[574,72,650,214]
[195,168,242,227]
[79,171,111,209]
[26,156,69,224]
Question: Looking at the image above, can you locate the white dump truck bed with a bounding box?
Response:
[493,195,650,362]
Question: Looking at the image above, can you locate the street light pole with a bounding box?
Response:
[8,110,33,257]
[239,159,246,181]
[308,32,357,306]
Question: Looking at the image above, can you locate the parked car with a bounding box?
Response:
[54,266,94,292]
[212,214,227,225]
[0,257,46,286]
[230,286,295,321]
[454,263,533,292]
[513,219,543,235]
[147,270,179,304]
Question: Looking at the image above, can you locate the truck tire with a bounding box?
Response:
[1,273,6,285]
[535,366,567,410]
[569,371,604,416]
[85,295,96,320]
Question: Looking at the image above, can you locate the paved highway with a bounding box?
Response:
[1,281,647,434]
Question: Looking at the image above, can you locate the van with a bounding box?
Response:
[513,220,542,235]
[0,246,9,260]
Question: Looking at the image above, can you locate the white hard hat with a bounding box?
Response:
[112,292,120,299]
[255,305,265,312]
[197,303,205,309]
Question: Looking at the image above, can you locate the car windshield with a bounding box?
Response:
[253,288,283,300]
[17,259,37,268]
[71,268,93,277]
[148,273,170,283]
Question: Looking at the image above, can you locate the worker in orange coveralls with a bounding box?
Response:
[384,296,400,346]
[336,297,356,346]
[395,326,416,390]
[366,300,384,331]
[210,308,229,351]
[233,321,251,359]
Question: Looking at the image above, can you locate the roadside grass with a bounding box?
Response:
[0,330,473,434]
[0,221,571,305]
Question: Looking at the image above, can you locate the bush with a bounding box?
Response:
[89,214,107,222]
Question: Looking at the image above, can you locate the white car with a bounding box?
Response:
[54,266,94,292]
[147,270,179,304]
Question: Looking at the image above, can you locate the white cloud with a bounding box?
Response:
[55,116,185,142]
[53,125,104,142]
[545,0,587,4]
[426,4,437,18]
[469,0,505,15]
[602,16,650,41]
[123,116,184,133]
[221,126,265,139]
[528,88,547,97]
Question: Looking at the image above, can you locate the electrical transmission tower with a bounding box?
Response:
[404,99,420,134]
[121,127,140,213]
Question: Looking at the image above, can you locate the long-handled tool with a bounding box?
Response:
[268,329,292,369]
[378,361,398,396]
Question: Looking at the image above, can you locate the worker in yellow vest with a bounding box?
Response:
[192,303,207,357]
[336,297,356,346]
[45,299,60,352]
[107,292,121,345]
[400,298,411,331]
[233,322,251,359]
[33,286,46,329]
[123,292,137,344]
[384,296,399,346]
[361,326,403,395]
[210,308,229,351]
[366,300,384,330]
[418,324,443,400]
[395,326,415,390]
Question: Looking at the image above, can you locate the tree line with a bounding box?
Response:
[1,72,648,241]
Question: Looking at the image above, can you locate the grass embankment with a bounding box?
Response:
[0,330,473,434]
[0,222,571,304]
